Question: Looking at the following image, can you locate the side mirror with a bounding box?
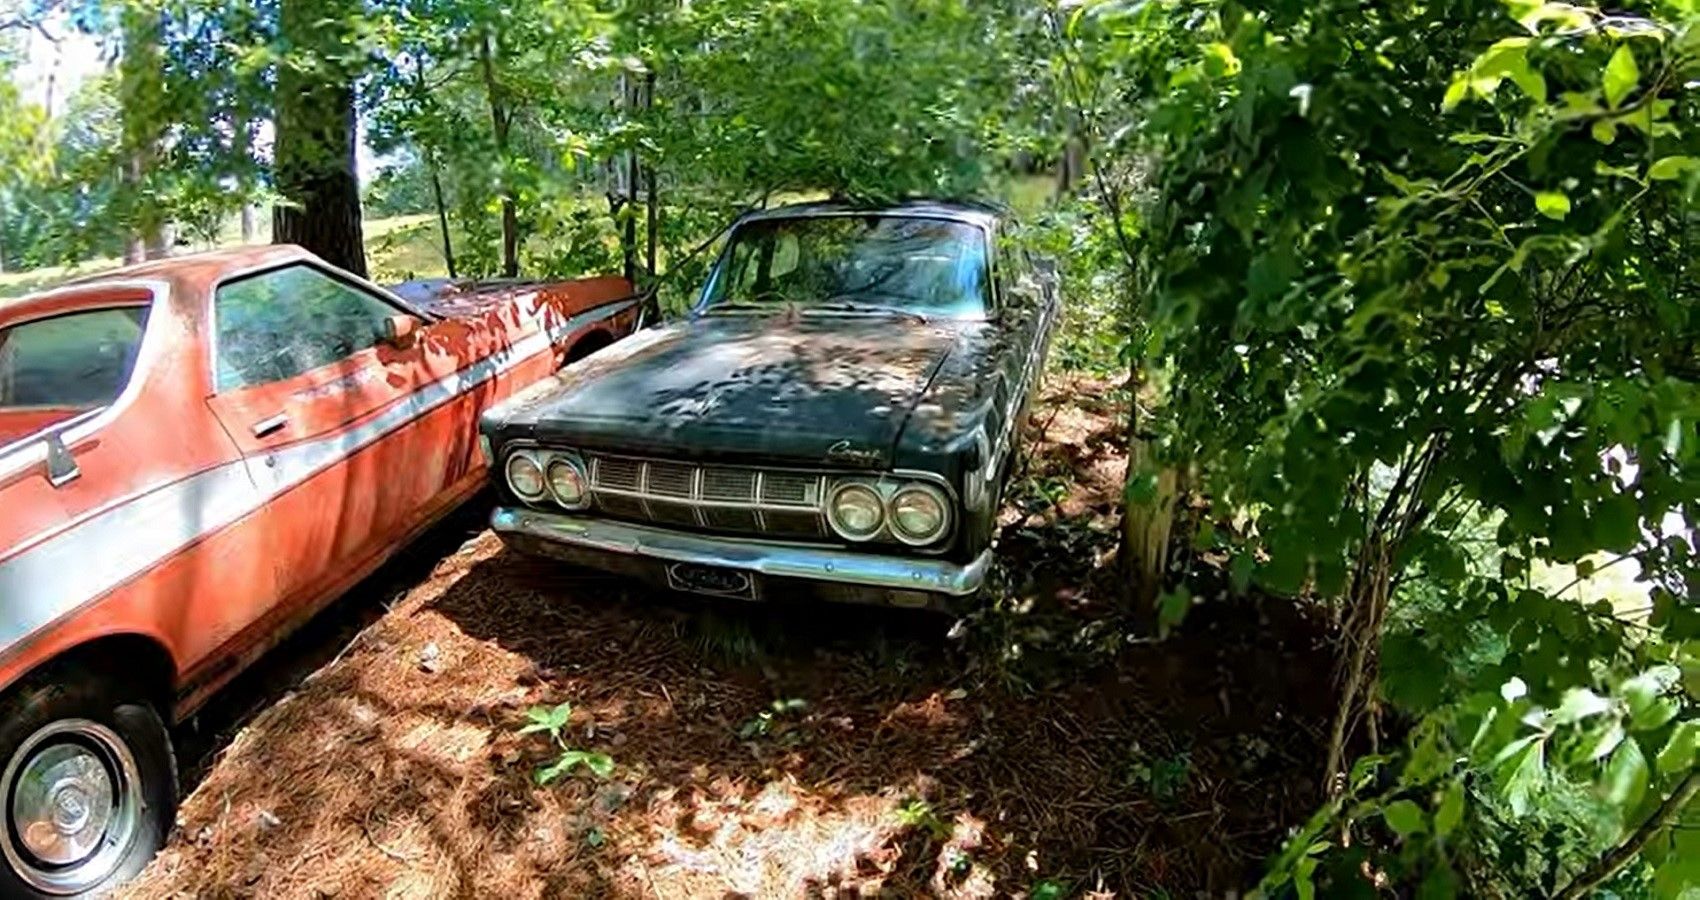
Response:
[383,314,423,347]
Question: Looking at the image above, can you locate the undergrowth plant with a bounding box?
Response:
[518,702,615,785]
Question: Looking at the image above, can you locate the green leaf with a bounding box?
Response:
[1652,830,1700,899]
[1633,696,1682,733]
[1470,38,1546,103]
[1156,586,1192,638]
[580,752,616,778]
[1294,856,1317,900]
[1648,156,1697,181]
[1588,721,1627,762]
[1595,495,1641,551]
[1656,720,1697,776]
[1030,880,1067,900]
[535,756,575,786]
[1203,42,1241,77]
[1535,191,1571,220]
[519,702,573,736]
[1626,666,1682,725]
[1418,864,1458,900]
[1555,687,1613,724]
[1591,119,1617,145]
[1604,45,1640,109]
[1498,737,1545,816]
[1603,738,1649,808]
[1435,781,1466,838]
[1230,552,1255,593]
[1384,799,1427,838]
[1442,77,1469,112]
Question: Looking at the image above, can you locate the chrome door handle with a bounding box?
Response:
[251,413,288,438]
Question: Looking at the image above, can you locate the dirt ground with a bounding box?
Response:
[122,379,1335,899]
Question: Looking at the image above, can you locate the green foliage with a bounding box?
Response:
[1123,742,1193,803]
[518,702,615,785]
[1061,0,1700,893]
[737,697,809,741]
[895,798,952,841]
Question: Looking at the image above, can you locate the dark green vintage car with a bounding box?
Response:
[479,200,1058,609]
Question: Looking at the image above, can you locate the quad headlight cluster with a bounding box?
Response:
[504,446,953,547]
[504,449,589,510]
[827,479,952,547]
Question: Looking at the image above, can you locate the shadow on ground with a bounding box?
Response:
[124,378,1335,900]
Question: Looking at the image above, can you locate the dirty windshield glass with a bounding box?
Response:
[701,215,990,318]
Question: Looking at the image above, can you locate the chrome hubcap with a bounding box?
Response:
[2,720,141,895]
[12,745,114,865]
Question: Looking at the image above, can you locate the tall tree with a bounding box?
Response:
[117,0,166,262]
[272,0,366,276]
[477,28,516,277]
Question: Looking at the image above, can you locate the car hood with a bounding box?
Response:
[525,314,958,467]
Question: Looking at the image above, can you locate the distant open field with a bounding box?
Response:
[0,214,444,300]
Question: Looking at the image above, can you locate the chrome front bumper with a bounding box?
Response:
[490,506,990,598]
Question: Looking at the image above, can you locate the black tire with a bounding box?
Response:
[0,674,176,898]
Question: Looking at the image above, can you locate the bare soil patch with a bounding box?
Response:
[123,378,1332,899]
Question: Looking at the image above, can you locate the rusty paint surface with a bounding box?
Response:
[0,244,634,712]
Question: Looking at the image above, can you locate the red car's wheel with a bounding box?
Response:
[0,676,175,898]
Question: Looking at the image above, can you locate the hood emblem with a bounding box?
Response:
[826,440,881,465]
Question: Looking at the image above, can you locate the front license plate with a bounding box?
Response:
[666,562,760,601]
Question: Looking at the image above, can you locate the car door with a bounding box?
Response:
[202,261,460,630]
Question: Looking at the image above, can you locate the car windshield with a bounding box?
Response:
[700,215,990,318]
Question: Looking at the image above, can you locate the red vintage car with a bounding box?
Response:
[0,245,635,896]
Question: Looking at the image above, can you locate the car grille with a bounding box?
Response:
[585,453,829,541]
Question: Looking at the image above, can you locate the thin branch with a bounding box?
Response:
[1042,9,1140,286]
[1556,771,1699,900]
[1551,552,1636,598]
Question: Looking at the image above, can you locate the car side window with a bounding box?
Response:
[213,264,401,391]
[0,306,150,409]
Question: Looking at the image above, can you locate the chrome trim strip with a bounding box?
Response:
[0,298,635,663]
[492,506,990,597]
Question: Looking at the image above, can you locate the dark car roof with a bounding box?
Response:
[737,199,1002,230]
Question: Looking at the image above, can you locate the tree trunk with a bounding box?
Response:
[1322,539,1395,796]
[119,0,167,263]
[1056,134,1087,199]
[430,161,457,279]
[411,59,457,279]
[272,0,367,277]
[1121,367,1179,615]
[235,112,255,243]
[479,31,518,279]
[643,71,658,285]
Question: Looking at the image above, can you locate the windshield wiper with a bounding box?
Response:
[811,299,929,324]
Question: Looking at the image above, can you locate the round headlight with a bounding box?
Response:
[828,483,884,540]
[505,453,546,501]
[546,457,588,507]
[890,485,949,545]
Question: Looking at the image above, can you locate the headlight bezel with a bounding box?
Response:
[827,482,886,542]
[504,451,548,502]
[545,455,590,509]
[826,474,955,548]
[887,483,951,546]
